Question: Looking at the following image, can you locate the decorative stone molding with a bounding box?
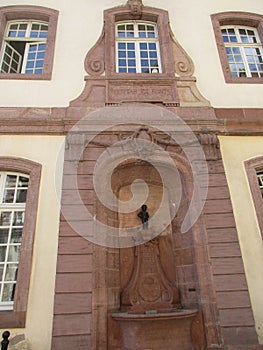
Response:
[170,29,194,78]
[84,28,105,76]
[71,0,210,107]
[170,29,210,107]
[176,78,211,107]
[127,0,143,18]
[198,133,221,160]
[72,2,210,108]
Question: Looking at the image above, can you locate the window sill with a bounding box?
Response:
[0,310,26,328]
[0,72,51,80]
[225,77,263,84]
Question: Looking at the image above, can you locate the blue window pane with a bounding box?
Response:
[233,47,240,54]
[39,44,46,51]
[118,43,126,49]
[148,33,155,38]
[127,32,134,38]
[141,60,149,66]
[118,51,126,58]
[36,60,44,68]
[128,68,136,73]
[128,60,136,66]
[18,31,26,37]
[9,31,17,37]
[240,35,249,43]
[37,52,45,59]
[139,32,146,38]
[118,32,125,38]
[235,55,243,63]
[127,43,135,50]
[231,72,238,77]
[119,68,126,72]
[230,36,237,43]
[141,51,148,58]
[237,64,245,70]
[142,67,149,73]
[227,55,234,62]
[25,69,33,74]
[223,36,229,43]
[149,43,156,50]
[28,53,36,60]
[226,48,232,54]
[29,45,37,52]
[127,51,135,58]
[150,60,158,66]
[119,59,126,66]
[249,64,257,71]
[26,61,34,68]
[150,51,157,58]
[35,69,43,74]
[140,43,147,50]
[30,31,38,38]
[39,32,48,38]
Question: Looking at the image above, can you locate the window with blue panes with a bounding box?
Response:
[221,25,263,78]
[116,21,162,73]
[0,20,48,74]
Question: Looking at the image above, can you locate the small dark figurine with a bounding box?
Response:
[1,331,10,350]
[137,204,149,229]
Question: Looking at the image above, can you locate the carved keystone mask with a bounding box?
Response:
[127,0,143,17]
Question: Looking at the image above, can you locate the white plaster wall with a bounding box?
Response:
[0,0,263,107]
[0,135,65,350]
[219,136,263,344]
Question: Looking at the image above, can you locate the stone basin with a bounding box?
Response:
[112,308,199,350]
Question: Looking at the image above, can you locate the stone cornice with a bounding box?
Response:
[0,106,263,135]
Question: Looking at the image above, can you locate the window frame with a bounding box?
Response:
[115,20,162,74]
[0,157,41,328]
[0,5,58,80]
[103,6,175,78]
[245,155,263,240]
[211,12,263,84]
[0,172,29,310]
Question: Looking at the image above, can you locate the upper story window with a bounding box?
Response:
[221,26,263,78]
[0,172,29,310]
[0,6,58,80]
[116,21,162,73]
[211,12,263,84]
[1,20,48,74]
[257,171,263,197]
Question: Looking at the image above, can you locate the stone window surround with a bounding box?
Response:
[211,12,263,84]
[245,155,263,240]
[90,5,176,77]
[0,157,41,328]
[0,5,58,80]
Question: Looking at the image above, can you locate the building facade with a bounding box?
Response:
[0,0,263,349]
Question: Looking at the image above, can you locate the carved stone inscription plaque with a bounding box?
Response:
[107,80,179,105]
